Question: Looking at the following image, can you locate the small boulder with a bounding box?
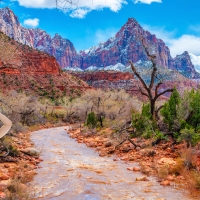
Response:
[133,167,141,172]
[135,176,149,181]
[160,180,170,186]
[20,148,39,156]
[166,175,175,181]
[127,167,133,171]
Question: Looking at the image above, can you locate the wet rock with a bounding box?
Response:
[127,167,133,171]
[20,148,40,156]
[133,167,141,172]
[166,175,175,181]
[99,152,107,157]
[135,176,149,181]
[160,180,170,186]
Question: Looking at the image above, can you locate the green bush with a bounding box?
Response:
[178,128,200,147]
[86,112,98,129]
[161,87,180,131]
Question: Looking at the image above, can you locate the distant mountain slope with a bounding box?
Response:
[0,32,89,98]
[78,18,200,79]
[0,7,199,79]
[0,7,77,68]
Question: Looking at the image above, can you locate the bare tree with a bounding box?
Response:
[56,0,78,10]
[129,41,174,120]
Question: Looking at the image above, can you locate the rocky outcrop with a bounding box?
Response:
[77,18,200,79]
[0,7,77,68]
[0,32,60,75]
[0,32,90,97]
[70,71,134,82]
[174,51,200,79]
[78,18,174,70]
[0,7,199,79]
[71,70,197,99]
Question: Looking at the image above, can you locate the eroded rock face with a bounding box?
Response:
[0,32,60,75]
[174,51,200,79]
[0,32,90,96]
[0,7,77,68]
[70,71,134,82]
[0,8,199,79]
[20,50,60,75]
[71,70,198,99]
[78,18,174,70]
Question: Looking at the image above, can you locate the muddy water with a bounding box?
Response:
[30,127,193,200]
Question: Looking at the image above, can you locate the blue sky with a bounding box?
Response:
[1,0,200,68]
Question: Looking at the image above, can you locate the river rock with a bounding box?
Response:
[160,180,170,186]
[127,167,133,171]
[133,167,141,172]
[20,148,40,156]
[166,175,175,181]
[135,176,149,181]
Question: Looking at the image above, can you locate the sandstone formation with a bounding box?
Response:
[0,7,77,68]
[0,7,199,79]
[0,32,89,97]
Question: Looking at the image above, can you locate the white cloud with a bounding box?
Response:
[189,53,200,73]
[14,0,127,18]
[23,18,39,27]
[134,0,162,4]
[169,35,200,58]
[143,24,200,71]
[143,24,200,57]
[69,8,90,18]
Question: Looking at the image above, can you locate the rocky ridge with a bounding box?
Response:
[0,7,199,79]
[0,7,77,69]
[0,32,90,97]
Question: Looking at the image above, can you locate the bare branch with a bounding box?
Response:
[155,88,174,100]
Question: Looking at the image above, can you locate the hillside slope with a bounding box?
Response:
[0,32,89,98]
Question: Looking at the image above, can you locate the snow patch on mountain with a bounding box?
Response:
[189,53,200,73]
[85,66,101,71]
[65,67,83,72]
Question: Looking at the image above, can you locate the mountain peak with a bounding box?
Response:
[127,18,139,25]
[0,7,19,25]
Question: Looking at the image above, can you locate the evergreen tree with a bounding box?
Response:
[161,87,180,131]
[86,112,98,129]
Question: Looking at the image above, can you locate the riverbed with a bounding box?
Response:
[30,126,194,200]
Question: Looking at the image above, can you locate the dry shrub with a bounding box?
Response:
[169,158,184,175]
[157,165,170,179]
[182,169,200,196]
[180,147,197,170]
[5,178,34,200]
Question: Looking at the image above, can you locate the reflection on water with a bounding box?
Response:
[30,127,193,200]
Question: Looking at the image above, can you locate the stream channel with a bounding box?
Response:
[30,126,195,200]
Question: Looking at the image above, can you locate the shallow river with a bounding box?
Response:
[30,127,195,200]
